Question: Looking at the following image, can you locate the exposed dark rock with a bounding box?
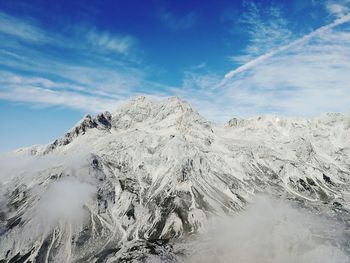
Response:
[44,112,112,154]
[35,233,53,263]
[323,174,333,185]
[8,249,33,263]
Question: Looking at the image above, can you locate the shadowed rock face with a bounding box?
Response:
[1,96,350,262]
[44,112,112,154]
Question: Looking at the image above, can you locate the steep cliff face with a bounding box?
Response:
[0,97,349,262]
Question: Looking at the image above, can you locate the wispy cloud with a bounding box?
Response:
[326,0,350,17]
[172,3,350,121]
[158,9,198,31]
[0,71,119,112]
[1,2,350,124]
[0,86,118,113]
[230,2,294,64]
[0,11,47,42]
[0,11,167,113]
[224,13,350,79]
[84,27,136,56]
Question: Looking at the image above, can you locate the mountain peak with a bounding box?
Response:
[161,96,194,113]
[111,96,209,130]
[115,96,193,114]
[42,96,209,153]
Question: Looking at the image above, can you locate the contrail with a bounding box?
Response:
[223,14,350,80]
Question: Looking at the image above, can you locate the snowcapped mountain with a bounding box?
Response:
[0,96,349,262]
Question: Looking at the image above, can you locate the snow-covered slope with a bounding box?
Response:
[0,96,349,262]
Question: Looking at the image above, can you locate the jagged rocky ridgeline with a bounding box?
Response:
[0,96,350,262]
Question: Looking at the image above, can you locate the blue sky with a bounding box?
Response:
[0,0,350,152]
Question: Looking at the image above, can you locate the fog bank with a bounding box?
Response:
[184,196,349,263]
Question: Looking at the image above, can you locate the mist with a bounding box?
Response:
[0,149,97,242]
[182,196,349,263]
[34,178,95,226]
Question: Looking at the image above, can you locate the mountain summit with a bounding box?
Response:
[1,97,350,262]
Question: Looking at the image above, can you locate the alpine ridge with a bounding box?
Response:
[0,96,349,262]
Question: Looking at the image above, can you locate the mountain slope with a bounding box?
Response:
[0,96,349,262]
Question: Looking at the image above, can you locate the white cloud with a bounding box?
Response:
[326,1,350,17]
[226,9,350,80]
[1,4,350,123]
[230,2,294,64]
[158,9,198,31]
[85,28,136,56]
[0,11,47,42]
[0,11,168,113]
[187,196,348,263]
[223,34,350,116]
[36,178,95,226]
[172,6,350,122]
[0,85,118,113]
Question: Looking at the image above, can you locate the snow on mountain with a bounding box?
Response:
[0,96,349,262]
